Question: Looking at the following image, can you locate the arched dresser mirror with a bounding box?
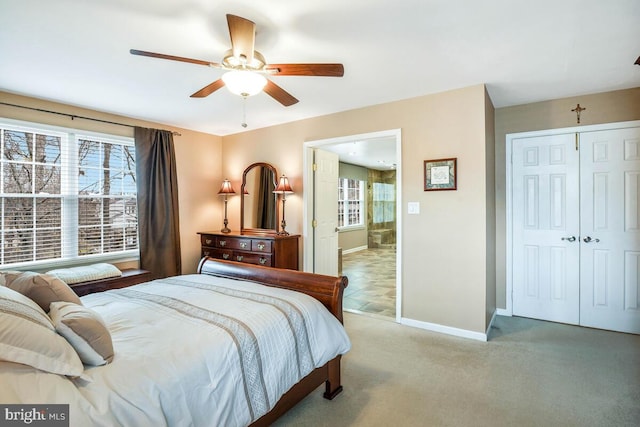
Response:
[240,162,278,234]
[198,161,299,270]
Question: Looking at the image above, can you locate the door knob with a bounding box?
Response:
[583,236,600,243]
[561,236,576,242]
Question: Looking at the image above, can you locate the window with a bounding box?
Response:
[338,178,365,228]
[0,119,137,268]
[372,182,395,224]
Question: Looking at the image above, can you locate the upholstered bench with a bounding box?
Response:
[67,269,152,296]
[46,264,152,297]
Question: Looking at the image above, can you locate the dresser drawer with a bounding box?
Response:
[233,252,273,267]
[205,248,234,261]
[200,235,216,247]
[252,239,272,253]
[216,236,252,250]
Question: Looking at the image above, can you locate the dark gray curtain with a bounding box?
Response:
[134,127,181,279]
[256,167,276,229]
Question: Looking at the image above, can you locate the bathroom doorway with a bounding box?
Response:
[303,129,401,321]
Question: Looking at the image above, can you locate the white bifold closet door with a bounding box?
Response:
[512,133,581,325]
[512,126,640,334]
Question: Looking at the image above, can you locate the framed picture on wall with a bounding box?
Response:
[424,158,457,191]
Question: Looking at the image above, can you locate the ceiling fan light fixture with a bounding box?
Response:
[222,49,266,70]
[222,70,267,97]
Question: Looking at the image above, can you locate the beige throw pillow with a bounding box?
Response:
[3,272,82,312]
[49,301,114,366]
[0,270,22,286]
[0,286,84,376]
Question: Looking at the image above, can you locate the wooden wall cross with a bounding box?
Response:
[571,104,586,124]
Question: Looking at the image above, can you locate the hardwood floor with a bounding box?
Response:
[342,248,396,318]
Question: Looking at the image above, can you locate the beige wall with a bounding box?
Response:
[494,87,640,309]
[5,84,637,335]
[0,92,223,274]
[484,87,496,328]
[338,229,367,252]
[1,83,497,335]
[223,84,494,334]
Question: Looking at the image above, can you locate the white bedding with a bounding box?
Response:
[0,273,351,427]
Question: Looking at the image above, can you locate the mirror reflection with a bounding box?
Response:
[241,162,278,233]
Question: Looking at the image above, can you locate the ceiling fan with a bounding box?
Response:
[130,14,344,107]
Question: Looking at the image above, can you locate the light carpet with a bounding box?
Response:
[274,313,640,427]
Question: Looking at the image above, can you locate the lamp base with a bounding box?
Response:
[221,217,231,233]
[221,199,232,233]
[278,217,289,236]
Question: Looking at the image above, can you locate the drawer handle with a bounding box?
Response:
[257,243,265,250]
[236,255,244,262]
[220,240,226,247]
[240,242,247,248]
[259,257,267,265]
[222,253,229,260]
[204,250,210,256]
[205,238,212,245]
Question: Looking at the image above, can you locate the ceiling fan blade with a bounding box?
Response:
[227,14,255,64]
[265,63,344,77]
[263,80,299,106]
[130,49,220,68]
[190,79,225,98]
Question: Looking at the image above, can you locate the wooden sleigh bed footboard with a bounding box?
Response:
[196,257,349,426]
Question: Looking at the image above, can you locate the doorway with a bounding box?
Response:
[507,121,640,334]
[303,129,402,321]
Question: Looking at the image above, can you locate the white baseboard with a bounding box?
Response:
[341,245,368,255]
[485,310,497,337]
[400,317,488,342]
[496,308,511,316]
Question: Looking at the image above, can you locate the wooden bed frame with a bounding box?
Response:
[196,257,349,426]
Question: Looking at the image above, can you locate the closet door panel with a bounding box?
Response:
[512,133,580,324]
[579,127,640,334]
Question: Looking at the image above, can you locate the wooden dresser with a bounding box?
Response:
[198,231,299,270]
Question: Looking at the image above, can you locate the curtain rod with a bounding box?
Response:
[0,101,181,136]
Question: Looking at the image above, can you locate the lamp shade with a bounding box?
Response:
[222,70,267,97]
[218,179,236,195]
[273,175,294,194]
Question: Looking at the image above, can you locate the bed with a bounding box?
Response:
[0,257,351,427]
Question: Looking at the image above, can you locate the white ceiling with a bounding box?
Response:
[1,0,639,168]
[322,135,398,171]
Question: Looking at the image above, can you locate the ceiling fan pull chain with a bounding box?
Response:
[241,96,248,128]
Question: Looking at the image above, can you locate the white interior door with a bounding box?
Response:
[579,127,640,334]
[512,133,581,324]
[313,148,339,275]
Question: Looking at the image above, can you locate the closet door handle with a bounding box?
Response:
[583,236,600,243]
[561,236,576,242]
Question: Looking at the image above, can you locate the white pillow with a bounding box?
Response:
[0,286,84,377]
[49,301,114,366]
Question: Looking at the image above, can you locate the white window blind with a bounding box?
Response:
[0,119,138,268]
